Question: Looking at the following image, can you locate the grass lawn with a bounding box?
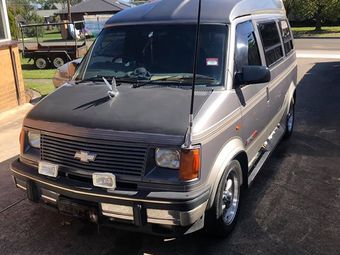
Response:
[21,58,56,79]
[23,28,62,42]
[24,80,55,96]
[292,26,340,38]
[21,57,56,96]
[41,30,62,41]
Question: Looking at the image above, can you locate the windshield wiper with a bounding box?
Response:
[132,74,216,88]
[75,74,114,84]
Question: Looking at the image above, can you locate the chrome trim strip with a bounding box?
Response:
[193,98,241,144]
[11,168,176,205]
[103,212,134,221]
[101,203,133,220]
[147,201,207,226]
[147,209,180,225]
[242,61,297,116]
[41,195,57,203]
[194,61,296,144]
[16,183,27,191]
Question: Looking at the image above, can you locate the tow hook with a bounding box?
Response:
[89,210,99,223]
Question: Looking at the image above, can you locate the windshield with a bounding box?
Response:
[78,24,228,86]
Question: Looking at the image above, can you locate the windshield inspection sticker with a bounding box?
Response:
[206,58,219,66]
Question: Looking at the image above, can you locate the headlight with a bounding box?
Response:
[155,148,180,169]
[28,131,41,149]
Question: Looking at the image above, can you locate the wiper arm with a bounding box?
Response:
[75,74,112,84]
[133,74,216,88]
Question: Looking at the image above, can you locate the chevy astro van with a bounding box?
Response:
[11,0,297,236]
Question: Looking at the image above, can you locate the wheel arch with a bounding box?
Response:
[206,137,249,209]
[286,81,297,114]
[233,151,249,189]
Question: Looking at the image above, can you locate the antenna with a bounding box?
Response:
[184,0,202,148]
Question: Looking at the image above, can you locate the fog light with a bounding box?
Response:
[38,161,59,178]
[92,173,116,189]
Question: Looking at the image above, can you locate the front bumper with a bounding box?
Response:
[11,159,209,235]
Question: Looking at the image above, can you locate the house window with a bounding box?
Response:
[0,0,11,41]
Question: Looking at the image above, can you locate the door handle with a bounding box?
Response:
[266,87,270,103]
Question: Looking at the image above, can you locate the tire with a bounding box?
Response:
[205,160,243,237]
[284,99,295,139]
[35,58,47,69]
[53,57,65,69]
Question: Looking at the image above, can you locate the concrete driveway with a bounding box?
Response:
[0,104,33,162]
[1,41,340,254]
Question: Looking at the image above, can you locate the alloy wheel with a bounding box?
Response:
[221,169,240,225]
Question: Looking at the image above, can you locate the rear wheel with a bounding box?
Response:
[53,57,65,69]
[284,99,295,139]
[35,58,47,69]
[205,160,242,237]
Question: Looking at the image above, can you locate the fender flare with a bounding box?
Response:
[206,137,247,209]
[286,81,297,114]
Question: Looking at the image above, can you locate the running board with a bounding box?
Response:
[248,125,285,185]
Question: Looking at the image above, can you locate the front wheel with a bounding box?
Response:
[205,160,242,237]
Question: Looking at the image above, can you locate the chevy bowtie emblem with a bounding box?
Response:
[74,150,97,163]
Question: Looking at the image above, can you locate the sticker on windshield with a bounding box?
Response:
[206,58,219,66]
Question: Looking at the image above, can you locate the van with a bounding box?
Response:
[11,0,297,236]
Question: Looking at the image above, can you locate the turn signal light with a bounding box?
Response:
[179,148,201,181]
[19,129,25,154]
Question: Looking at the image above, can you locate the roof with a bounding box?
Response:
[53,3,63,10]
[106,0,285,26]
[36,10,58,18]
[59,0,128,14]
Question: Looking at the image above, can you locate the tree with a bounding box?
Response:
[67,0,71,22]
[283,0,297,17]
[295,0,340,31]
[37,0,82,21]
[7,0,44,38]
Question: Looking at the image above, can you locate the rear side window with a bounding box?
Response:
[258,21,283,67]
[235,21,262,74]
[279,20,294,55]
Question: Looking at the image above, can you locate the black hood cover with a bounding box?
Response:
[26,83,211,137]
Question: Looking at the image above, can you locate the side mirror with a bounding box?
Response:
[67,61,79,78]
[52,59,81,88]
[241,66,271,85]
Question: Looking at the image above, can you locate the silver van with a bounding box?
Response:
[11,0,297,236]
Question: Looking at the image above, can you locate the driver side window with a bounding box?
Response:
[234,21,262,85]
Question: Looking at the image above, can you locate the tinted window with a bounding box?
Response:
[81,24,228,86]
[258,21,283,66]
[235,21,262,75]
[280,20,294,55]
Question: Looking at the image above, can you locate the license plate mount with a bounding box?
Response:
[57,197,96,219]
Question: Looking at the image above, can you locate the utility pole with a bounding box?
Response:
[67,0,72,22]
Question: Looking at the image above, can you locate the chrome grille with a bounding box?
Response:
[41,134,148,177]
